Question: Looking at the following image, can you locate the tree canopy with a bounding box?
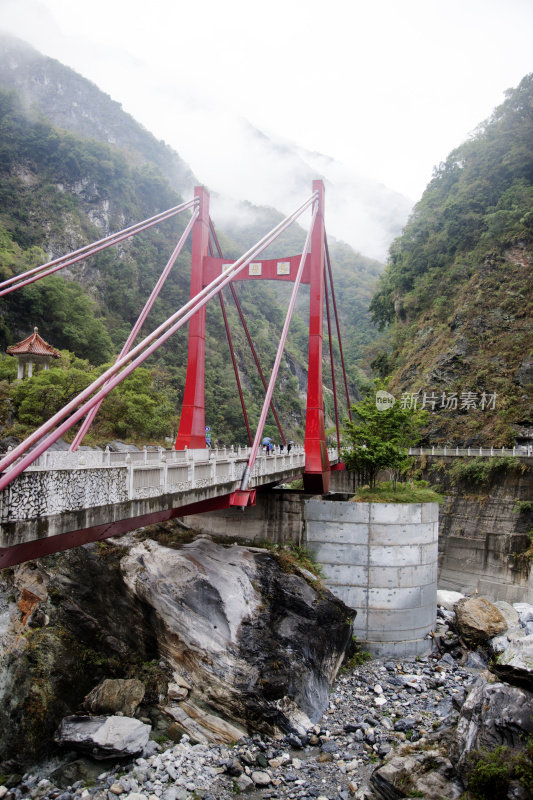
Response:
[342,381,428,487]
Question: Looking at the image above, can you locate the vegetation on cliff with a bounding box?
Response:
[368,74,533,446]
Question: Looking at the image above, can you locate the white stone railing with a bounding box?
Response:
[0,446,339,522]
[408,446,532,458]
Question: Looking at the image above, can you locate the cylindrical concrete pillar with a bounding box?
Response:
[304,499,438,658]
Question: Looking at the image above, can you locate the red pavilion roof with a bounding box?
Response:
[6,328,61,359]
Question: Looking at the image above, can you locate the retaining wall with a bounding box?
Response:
[304,498,439,658]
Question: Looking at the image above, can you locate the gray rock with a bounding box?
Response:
[121,538,353,742]
[105,441,141,452]
[371,749,462,800]
[490,634,533,690]
[440,653,456,666]
[235,774,254,793]
[493,600,520,631]
[437,590,464,610]
[462,651,488,669]
[251,770,271,786]
[490,634,510,653]
[54,715,151,760]
[513,603,533,625]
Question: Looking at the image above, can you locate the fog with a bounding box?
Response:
[1,0,532,259]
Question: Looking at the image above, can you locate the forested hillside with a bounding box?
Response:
[369,74,533,446]
[0,36,383,449]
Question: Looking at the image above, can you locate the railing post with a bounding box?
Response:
[491,446,494,456]
[188,450,194,486]
[161,453,167,492]
[126,453,134,499]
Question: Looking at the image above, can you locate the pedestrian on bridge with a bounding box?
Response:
[287,440,294,453]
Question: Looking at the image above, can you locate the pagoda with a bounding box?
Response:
[6,327,61,379]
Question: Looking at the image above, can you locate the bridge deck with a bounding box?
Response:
[0,446,338,568]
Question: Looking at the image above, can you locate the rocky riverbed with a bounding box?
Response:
[3,534,533,800]
[0,648,477,800]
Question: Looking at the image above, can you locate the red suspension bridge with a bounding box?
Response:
[0,180,352,567]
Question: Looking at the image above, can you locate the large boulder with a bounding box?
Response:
[54,715,150,759]
[120,538,354,742]
[83,678,145,717]
[454,596,507,645]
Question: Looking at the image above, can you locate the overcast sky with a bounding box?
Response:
[2,0,533,206]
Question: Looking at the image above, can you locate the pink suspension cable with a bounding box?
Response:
[0,199,197,297]
[0,193,317,488]
[69,206,199,450]
[239,200,319,492]
[208,226,253,446]
[325,236,352,420]
[218,291,253,445]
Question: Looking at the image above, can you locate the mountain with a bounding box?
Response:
[0,34,197,196]
[0,34,384,447]
[369,74,533,447]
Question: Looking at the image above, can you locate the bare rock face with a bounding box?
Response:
[120,538,354,743]
[83,678,145,717]
[451,677,533,777]
[54,715,150,759]
[454,596,507,645]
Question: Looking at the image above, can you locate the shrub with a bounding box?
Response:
[464,739,533,799]
[449,456,528,488]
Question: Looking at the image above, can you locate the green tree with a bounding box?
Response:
[10,353,94,428]
[342,381,428,487]
[98,366,175,441]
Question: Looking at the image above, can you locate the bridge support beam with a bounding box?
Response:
[175,186,210,449]
[303,180,330,493]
